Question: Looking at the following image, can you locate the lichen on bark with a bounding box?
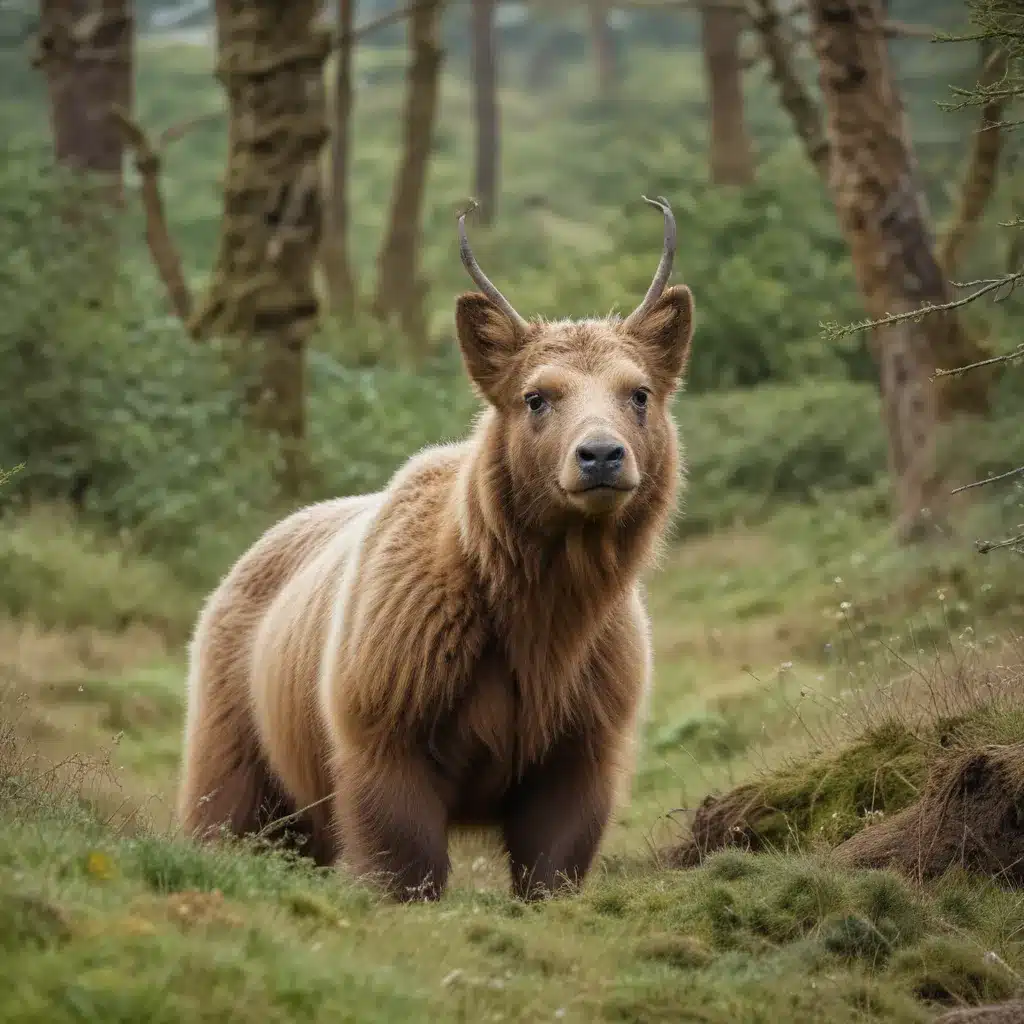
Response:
[193,2,331,496]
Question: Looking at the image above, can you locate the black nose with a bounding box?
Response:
[575,438,626,485]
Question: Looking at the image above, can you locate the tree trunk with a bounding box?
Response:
[193,2,330,497]
[587,0,616,102]
[700,1,755,186]
[36,0,133,202]
[321,0,358,315]
[937,42,1010,277]
[470,0,499,224]
[372,0,444,348]
[749,0,829,176]
[808,0,986,542]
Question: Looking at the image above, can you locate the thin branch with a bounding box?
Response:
[820,274,1024,342]
[335,0,435,46]
[976,533,1024,555]
[951,464,1024,494]
[109,105,194,327]
[938,44,1011,275]
[933,341,1024,378]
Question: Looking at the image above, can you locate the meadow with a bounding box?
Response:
[1,19,1023,1023]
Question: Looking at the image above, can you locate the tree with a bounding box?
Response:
[470,0,499,224]
[587,0,616,102]
[937,39,1010,277]
[807,0,964,541]
[321,0,358,315]
[700,0,755,185]
[825,0,1023,555]
[34,0,133,203]
[753,0,994,421]
[187,1,330,496]
[372,0,445,348]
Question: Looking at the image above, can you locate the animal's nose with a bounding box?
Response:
[575,437,626,483]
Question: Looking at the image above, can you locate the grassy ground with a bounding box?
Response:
[2,490,1023,1022]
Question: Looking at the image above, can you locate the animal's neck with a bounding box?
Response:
[453,423,670,746]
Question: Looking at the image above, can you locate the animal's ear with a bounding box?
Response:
[455,292,525,402]
[625,284,694,388]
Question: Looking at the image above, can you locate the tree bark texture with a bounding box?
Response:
[700,1,755,186]
[809,0,992,540]
[36,0,134,202]
[749,0,829,176]
[809,0,940,540]
[470,0,499,224]
[937,42,1010,277]
[372,0,444,347]
[587,0,616,102]
[195,1,330,497]
[321,0,358,315]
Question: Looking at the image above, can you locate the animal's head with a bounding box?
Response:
[455,197,694,528]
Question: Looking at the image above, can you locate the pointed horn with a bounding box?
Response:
[457,200,529,332]
[627,195,677,323]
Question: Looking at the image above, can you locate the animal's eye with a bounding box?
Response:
[524,392,548,413]
[631,388,650,410]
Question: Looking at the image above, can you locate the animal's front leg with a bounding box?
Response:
[502,735,615,901]
[333,746,450,901]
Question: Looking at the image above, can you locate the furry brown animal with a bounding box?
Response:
[177,197,695,901]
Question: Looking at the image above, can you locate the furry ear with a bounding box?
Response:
[455,292,525,402]
[624,284,694,388]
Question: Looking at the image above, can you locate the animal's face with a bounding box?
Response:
[455,295,693,523]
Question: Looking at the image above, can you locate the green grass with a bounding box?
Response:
[3,758,1023,1023]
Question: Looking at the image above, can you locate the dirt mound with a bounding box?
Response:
[833,744,1024,884]
[934,1001,1024,1023]
[665,722,930,868]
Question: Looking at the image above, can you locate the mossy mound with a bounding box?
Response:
[667,699,1024,883]
[667,720,934,867]
[834,744,1024,884]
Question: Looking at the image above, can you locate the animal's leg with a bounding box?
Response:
[502,735,615,901]
[333,747,450,900]
[177,701,289,842]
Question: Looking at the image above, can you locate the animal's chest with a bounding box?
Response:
[428,645,530,823]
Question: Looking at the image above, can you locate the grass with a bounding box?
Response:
[2,490,1023,1021]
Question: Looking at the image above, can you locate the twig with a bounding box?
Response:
[934,341,1024,378]
[109,105,194,326]
[976,532,1024,555]
[335,0,436,46]
[951,465,1024,494]
[821,275,1024,341]
[158,111,223,147]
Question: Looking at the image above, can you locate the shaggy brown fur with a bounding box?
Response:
[177,203,694,901]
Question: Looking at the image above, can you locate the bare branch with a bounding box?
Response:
[109,105,194,327]
[933,341,1024,379]
[951,465,1024,494]
[938,45,1011,276]
[820,274,1024,342]
[976,532,1024,555]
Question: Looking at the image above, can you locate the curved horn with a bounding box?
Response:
[627,195,677,322]
[457,201,529,332]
